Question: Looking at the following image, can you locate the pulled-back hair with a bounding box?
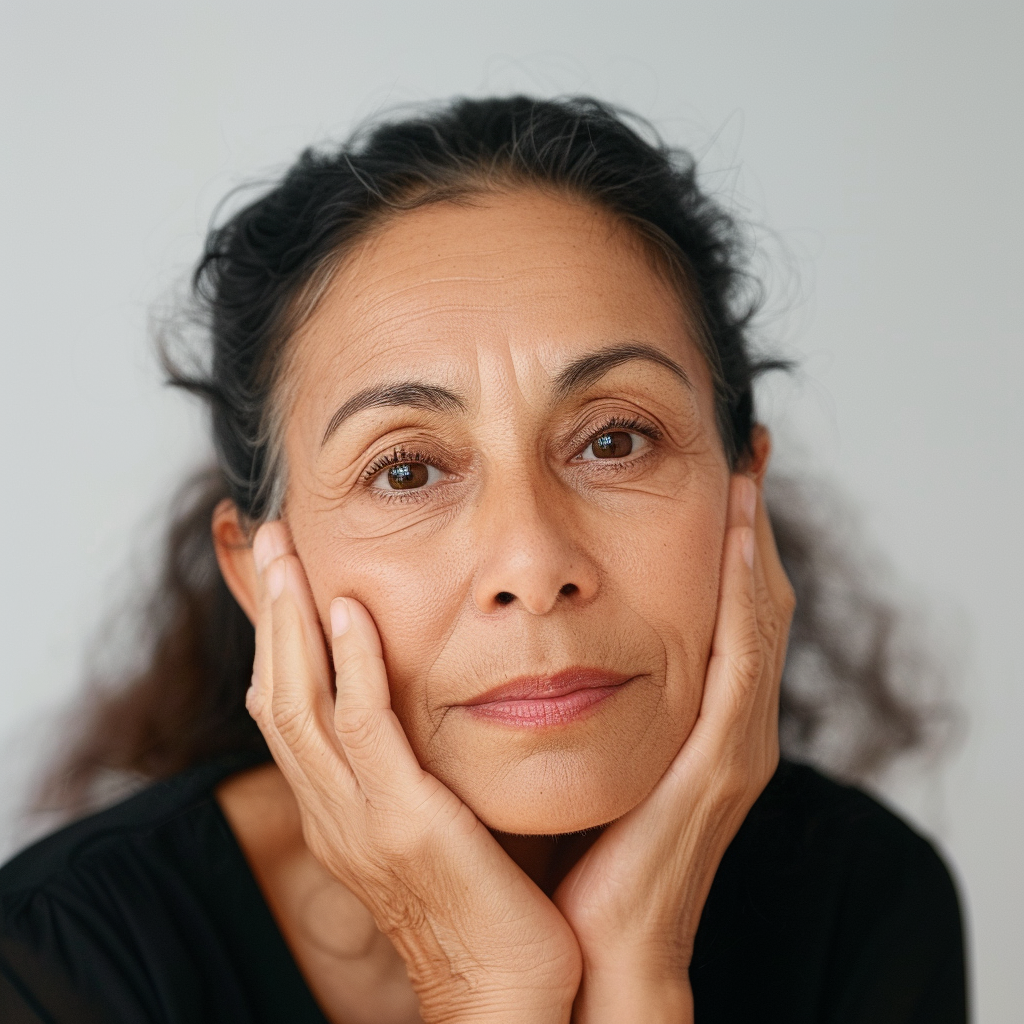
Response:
[41,96,949,813]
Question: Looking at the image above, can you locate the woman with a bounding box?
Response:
[0,96,966,1023]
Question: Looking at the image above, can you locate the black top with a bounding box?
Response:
[0,756,967,1023]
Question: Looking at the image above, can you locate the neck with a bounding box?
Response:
[491,828,604,896]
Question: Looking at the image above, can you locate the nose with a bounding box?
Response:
[471,473,600,615]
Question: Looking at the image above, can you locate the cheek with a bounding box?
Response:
[607,488,726,701]
[295,522,473,707]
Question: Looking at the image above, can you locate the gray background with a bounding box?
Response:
[1,2,1020,1018]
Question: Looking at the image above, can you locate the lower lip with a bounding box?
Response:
[465,684,624,727]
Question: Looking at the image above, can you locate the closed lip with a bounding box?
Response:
[460,667,632,707]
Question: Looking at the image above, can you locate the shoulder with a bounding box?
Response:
[0,753,270,1024]
[693,760,967,1024]
[0,757,251,899]
[748,760,961,916]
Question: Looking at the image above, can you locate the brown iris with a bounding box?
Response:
[590,430,634,458]
[387,462,429,489]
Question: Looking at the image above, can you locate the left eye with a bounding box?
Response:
[578,429,647,461]
[370,461,445,490]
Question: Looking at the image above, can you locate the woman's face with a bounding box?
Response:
[280,190,731,834]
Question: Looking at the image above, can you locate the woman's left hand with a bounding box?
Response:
[553,473,795,1023]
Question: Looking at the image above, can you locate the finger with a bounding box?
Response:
[751,490,795,690]
[245,525,320,788]
[726,473,781,628]
[728,475,771,646]
[330,597,426,794]
[246,522,295,720]
[753,487,794,618]
[727,473,758,533]
[698,518,762,734]
[747,494,785,753]
[266,555,338,769]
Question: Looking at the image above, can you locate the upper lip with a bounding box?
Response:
[461,667,632,706]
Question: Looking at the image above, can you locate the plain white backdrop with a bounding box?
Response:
[1,2,1020,1018]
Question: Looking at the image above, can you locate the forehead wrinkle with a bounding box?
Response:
[334,218,626,312]
[287,192,710,457]
[342,274,612,347]
[341,225,585,282]
[305,203,669,361]
[342,261,594,326]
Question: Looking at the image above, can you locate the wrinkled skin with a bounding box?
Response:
[214,190,794,1024]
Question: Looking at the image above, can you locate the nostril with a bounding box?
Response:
[495,591,515,606]
[559,583,578,597]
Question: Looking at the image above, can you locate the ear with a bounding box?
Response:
[744,423,772,488]
[212,499,259,626]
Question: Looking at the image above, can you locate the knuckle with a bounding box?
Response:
[716,753,768,808]
[713,756,752,806]
[735,575,758,613]
[760,609,784,649]
[246,686,268,723]
[779,579,797,618]
[335,704,386,757]
[732,643,765,684]
[272,692,318,751]
[333,642,365,680]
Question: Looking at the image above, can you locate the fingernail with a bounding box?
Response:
[253,525,284,574]
[742,527,755,569]
[740,477,757,526]
[331,597,351,638]
[267,559,287,601]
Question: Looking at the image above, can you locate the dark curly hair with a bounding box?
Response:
[39,96,950,813]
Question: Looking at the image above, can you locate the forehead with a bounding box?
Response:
[285,189,707,413]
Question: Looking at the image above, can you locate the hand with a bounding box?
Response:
[552,475,795,1023]
[246,523,582,1024]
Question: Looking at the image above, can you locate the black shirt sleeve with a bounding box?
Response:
[0,935,112,1024]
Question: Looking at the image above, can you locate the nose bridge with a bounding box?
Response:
[471,453,597,615]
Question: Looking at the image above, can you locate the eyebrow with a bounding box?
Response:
[320,382,466,447]
[553,342,693,399]
[320,342,692,448]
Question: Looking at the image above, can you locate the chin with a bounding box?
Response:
[451,749,662,835]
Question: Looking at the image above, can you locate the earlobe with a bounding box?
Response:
[211,499,259,625]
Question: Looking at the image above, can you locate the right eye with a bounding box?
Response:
[369,460,444,491]
[580,429,643,460]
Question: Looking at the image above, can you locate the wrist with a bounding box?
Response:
[415,975,575,1024]
[571,942,694,1024]
[397,940,578,1024]
[572,965,693,1024]
[382,901,581,1024]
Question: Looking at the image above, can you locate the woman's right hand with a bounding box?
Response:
[247,522,582,1024]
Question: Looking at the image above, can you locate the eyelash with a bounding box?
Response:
[573,415,662,459]
[361,415,662,498]
[363,447,435,481]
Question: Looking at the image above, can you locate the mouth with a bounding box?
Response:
[459,667,632,728]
